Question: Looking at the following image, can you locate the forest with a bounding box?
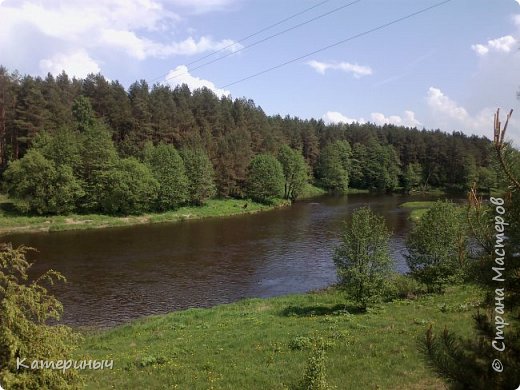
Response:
[0,66,497,215]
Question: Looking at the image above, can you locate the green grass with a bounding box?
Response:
[299,183,327,199]
[344,187,370,194]
[400,201,438,222]
[77,284,483,389]
[0,197,290,236]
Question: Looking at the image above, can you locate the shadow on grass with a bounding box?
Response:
[280,303,366,317]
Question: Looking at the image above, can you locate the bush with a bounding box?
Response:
[297,339,330,390]
[384,273,424,300]
[0,244,82,389]
[99,158,159,215]
[406,201,468,293]
[3,150,84,215]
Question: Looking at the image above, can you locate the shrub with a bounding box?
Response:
[405,200,468,293]
[99,158,159,215]
[0,244,82,389]
[3,150,84,215]
[384,273,424,300]
[297,339,330,390]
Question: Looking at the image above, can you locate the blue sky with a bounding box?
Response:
[1,0,519,143]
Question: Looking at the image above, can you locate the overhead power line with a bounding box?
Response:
[160,0,363,84]
[219,0,453,89]
[148,0,334,84]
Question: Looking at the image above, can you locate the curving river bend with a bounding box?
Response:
[2,193,450,327]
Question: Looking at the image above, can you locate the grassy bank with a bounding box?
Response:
[0,197,290,236]
[0,185,368,236]
[400,201,438,221]
[78,284,482,389]
[299,183,327,199]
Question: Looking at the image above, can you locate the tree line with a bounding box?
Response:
[0,67,497,215]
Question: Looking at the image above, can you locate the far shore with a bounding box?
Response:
[0,187,454,237]
[0,184,332,236]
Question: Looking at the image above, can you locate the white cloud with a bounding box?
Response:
[426,87,519,145]
[471,35,517,56]
[427,87,469,121]
[168,0,236,13]
[370,110,422,127]
[164,65,230,96]
[39,50,101,78]
[99,30,241,60]
[322,110,421,127]
[516,0,520,6]
[0,0,241,75]
[322,111,365,125]
[307,60,372,78]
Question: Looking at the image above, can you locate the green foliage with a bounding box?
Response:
[476,166,496,191]
[99,158,158,215]
[180,148,216,205]
[422,152,520,389]
[351,140,400,191]
[246,154,284,203]
[406,201,468,292]
[72,96,95,132]
[33,127,82,174]
[79,123,118,211]
[333,207,393,309]
[318,140,350,193]
[298,339,330,390]
[403,162,422,192]
[0,66,497,196]
[3,150,84,215]
[277,145,309,201]
[420,321,520,390]
[288,336,314,351]
[144,142,188,211]
[0,244,82,389]
[384,273,424,300]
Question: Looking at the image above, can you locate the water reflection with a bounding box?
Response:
[2,193,448,327]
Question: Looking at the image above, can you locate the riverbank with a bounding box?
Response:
[400,201,437,221]
[0,185,368,236]
[0,197,290,236]
[77,284,482,389]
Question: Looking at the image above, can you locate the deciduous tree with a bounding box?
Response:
[246,154,284,203]
[333,207,392,309]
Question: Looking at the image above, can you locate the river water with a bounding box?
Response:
[2,193,448,327]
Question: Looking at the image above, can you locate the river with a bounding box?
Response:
[2,193,449,327]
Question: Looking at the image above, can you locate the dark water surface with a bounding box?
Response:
[2,193,448,327]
